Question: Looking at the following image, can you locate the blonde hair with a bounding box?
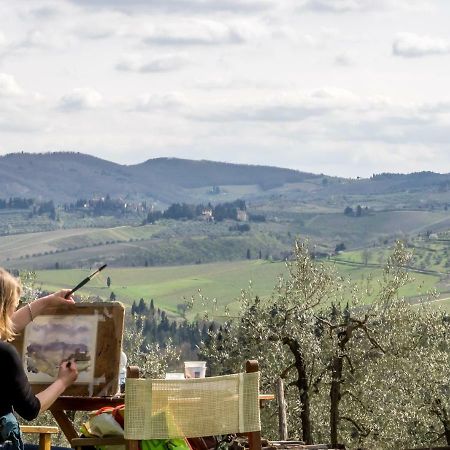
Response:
[0,268,22,341]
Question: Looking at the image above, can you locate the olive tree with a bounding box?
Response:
[199,240,343,444]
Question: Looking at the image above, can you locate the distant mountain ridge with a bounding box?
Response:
[0,152,323,203]
[0,152,449,204]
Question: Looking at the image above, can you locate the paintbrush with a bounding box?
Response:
[64,264,107,299]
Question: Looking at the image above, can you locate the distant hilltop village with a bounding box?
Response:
[0,194,262,224]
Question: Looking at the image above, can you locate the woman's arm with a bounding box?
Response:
[12,290,75,333]
[5,343,78,420]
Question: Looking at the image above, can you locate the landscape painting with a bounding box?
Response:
[23,315,98,384]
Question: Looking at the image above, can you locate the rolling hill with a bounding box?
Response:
[1,152,449,207]
[0,152,322,204]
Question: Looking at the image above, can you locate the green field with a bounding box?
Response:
[35,260,289,317]
[34,257,445,319]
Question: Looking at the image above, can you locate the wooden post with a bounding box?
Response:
[246,360,262,450]
[39,433,52,450]
[126,440,140,450]
[275,378,288,440]
[127,366,140,379]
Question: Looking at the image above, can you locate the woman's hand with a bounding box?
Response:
[31,290,75,318]
[36,360,79,412]
[57,359,79,389]
[38,290,75,307]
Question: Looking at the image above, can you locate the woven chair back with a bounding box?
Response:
[124,372,261,440]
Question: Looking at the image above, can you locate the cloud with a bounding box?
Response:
[116,53,190,73]
[15,1,69,20]
[67,0,273,14]
[298,0,430,13]
[328,114,439,145]
[190,88,361,122]
[0,73,24,97]
[70,9,130,40]
[419,101,450,115]
[142,20,255,46]
[0,31,6,47]
[58,88,102,111]
[19,29,75,50]
[75,25,117,40]
[191,77,282,90]
[22,30,51,48]
[28,5,62,19]
[299,0,391,13]
[134,92,186,112]
[334,51,355,66]
[393,32,450,57]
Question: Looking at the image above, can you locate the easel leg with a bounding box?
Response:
[50,408,79,445]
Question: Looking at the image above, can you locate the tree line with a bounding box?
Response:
[0,197,56,219]
[144,199,252,223]
[344,205,370,217]
[130,297,215,360]
[64,195,148,217]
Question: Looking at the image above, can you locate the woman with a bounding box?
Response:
[0,268,78,449]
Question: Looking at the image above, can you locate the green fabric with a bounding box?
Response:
[95,439,189,450]
[141,438,190,450]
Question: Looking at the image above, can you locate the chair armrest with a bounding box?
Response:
[21,426,60,450]
[21,426,59,434]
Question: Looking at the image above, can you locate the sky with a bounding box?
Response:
[1,0,450,178]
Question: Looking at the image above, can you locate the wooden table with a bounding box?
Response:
[50,395,125,444]
[50,366,140,445]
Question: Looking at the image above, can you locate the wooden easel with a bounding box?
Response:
[12,302,125,446]
[13,302,125,397]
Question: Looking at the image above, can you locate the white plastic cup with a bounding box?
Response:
[184,361,207,378]
[165,373,185,380]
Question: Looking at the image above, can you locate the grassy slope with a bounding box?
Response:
[34,258,442,318]
[0,220,293,270]
[35,260,288,317]
[301,211,450,246]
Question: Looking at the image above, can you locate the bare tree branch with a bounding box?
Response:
[340,416,370,438]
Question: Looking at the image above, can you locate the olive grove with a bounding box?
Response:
[198,240,450,449]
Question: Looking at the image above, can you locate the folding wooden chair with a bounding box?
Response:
[72,360,262,450]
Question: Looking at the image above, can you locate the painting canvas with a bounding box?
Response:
[23,314,98,384]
